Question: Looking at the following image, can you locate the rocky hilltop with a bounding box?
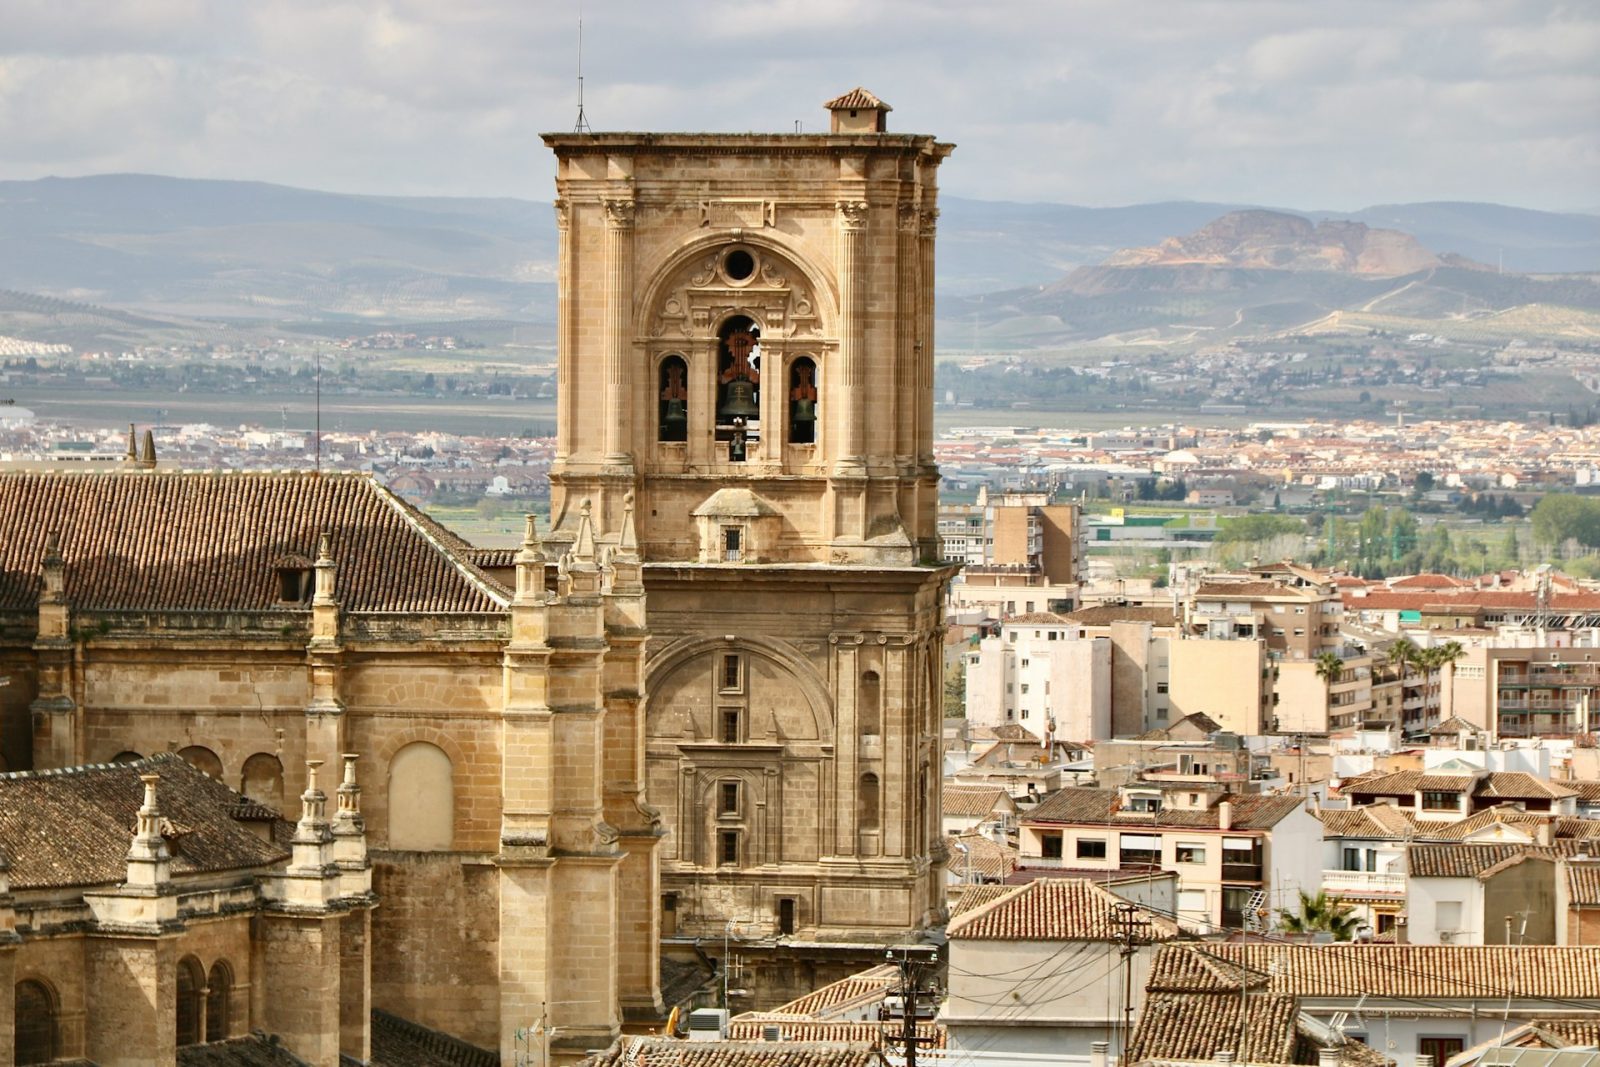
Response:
[1104,209,1445,275]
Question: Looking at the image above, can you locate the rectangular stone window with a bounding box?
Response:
[723,526,743,562]
[720,780,740,815]
[721,708,741,744]
[719,830,740,866]
[722,654,742,692]
[777,897,797,936]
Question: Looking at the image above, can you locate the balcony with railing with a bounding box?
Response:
[1321,869,1406,896]
[1222,862,1264,882]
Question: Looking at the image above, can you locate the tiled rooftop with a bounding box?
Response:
[0,470,506,614]
[0,752,289,890]
[584,1038,884,1067]
[1026,787,1304,831]
[946,877,1181,942]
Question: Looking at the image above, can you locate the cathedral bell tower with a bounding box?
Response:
[543,88,956,1000]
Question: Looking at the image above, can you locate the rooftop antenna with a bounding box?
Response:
[573,2,592,134]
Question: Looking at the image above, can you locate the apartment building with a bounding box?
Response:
[942,489,1082,619]
[1017,782,1320,931]
[1452,640,1600,739]
[963,613,1111,739]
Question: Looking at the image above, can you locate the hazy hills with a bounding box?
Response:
[1,175,1598,351]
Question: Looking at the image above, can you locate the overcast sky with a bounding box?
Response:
[2,0,1596,211]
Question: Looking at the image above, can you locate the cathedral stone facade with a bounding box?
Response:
[0,88,953,1062]
[542,88,956,995]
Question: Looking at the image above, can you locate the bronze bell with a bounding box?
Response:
[791,397,816,424]
[662,397,688,430]
[718,379,760,422]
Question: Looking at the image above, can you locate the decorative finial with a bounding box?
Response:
[619,491,638,555]
[572,499,596,563]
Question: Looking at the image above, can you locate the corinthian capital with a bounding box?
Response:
[918,208,939,237]
[553,198,570,231]
[836,200,870,232]
[603,198,636,228]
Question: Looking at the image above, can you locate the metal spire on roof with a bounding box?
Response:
[573,4,592,134]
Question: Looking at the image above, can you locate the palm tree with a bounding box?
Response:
[1278,889,1361,941]
[1434,640,1465,722]
[1315,651,1345,726]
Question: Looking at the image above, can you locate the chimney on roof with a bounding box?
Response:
[1217,1052,1237,1065]
[1535,820,1553,847]
[138,428,157,469]
[1319,1048,1342,1067]
[1219,799,1233,831]
[1416,1055,1435,1067]
[1091,1041,1110,1067]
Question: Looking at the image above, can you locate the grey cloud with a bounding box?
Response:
[0,0,1593,210]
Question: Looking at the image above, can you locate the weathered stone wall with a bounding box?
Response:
[370,851,501,1050]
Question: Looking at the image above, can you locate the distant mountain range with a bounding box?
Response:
[1,174,1598,345]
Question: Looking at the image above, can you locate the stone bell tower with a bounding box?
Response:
[543,88,955,1002]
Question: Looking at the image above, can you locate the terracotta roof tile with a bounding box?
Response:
[1406,843,1579,878]
[1564,863,1600,905]
[769,965,899,1019]
[1481,773,1578,800]
[0,753,289,890]
[946,877,1182,941]
[1146,943,1600,1000]
[585,1038,885,1067]
[175,1035,311,1067]
[1062,605,1179,627]
[1026,787,1305,831]
[0,470,505,614]
[942,786,1009,819]
[948,832,1019,882]
[1127,990,1300,1064]
[369,1008,498,1067]
[948,883,1016,918]
[823,88,891,112]
[724,1021,942,1049]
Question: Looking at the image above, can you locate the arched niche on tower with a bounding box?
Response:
[637,235,838,470]
[644,636,834,745]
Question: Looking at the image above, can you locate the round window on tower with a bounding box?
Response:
[723,248,756,283]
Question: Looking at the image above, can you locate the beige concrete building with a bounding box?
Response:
[963,614,1111,739]
[541,89,956,1001]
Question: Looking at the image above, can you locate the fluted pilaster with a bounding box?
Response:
[603,198,635,465]
[836,199,868,468]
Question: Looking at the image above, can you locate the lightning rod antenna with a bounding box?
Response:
[573,3,592,134]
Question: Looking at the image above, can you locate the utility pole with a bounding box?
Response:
[1113,902,1151,1062]
[885,947,939,1067]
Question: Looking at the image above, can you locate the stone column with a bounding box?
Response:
[600,499,665,1021]
[304,533,346,800]
[835,200,868,469]
[603,198,636,467]
[916,205,941,559]
[831,636,861,856]
[0,858,16,1062]
[895,203,919,470]
[554,199,575,463]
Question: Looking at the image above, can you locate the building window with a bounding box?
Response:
[858,773,881,832]
[176,956,205,1046]
[722,526,743,562]
[1156,682,1169,694]
[1422,791,1459,811]
[719,830,740,866]
[1021,709,1029,719]
[1020,684,1030,694]
[1021,659,1030,668]
[722,654,742,691]
[777,897,797,936]
[658,355,689,442]
[1076,838,1107,859]
[720,780,740,815]
[721,708,742,744]
[1419,1039,1466,1066]
[859,671,882,736]
[15,979,58,1066]
[276,566,311,604]
[206,961,232,1041]
[1121,841,1161,866]
[788,357,818,444]
[1176,843,1207,864]
[1041,833,1064,859]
